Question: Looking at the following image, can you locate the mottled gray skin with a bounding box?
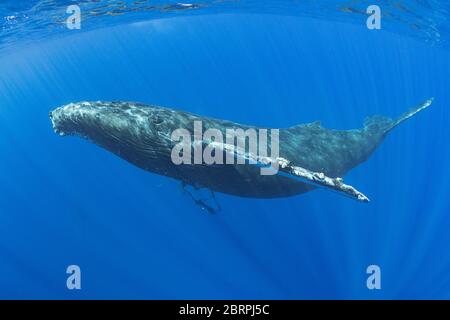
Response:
[50,100,431,198]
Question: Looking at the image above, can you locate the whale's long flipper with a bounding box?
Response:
[272,159,370,202]
[202,141,370,202]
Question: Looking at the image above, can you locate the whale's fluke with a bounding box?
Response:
[387,98,434,133]
[364,98,434,135]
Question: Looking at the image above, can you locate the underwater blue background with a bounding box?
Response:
[0,6,450,299]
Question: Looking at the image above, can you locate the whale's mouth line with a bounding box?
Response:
[49,102,98,137]
[49,109,67,136]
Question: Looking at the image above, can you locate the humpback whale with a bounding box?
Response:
[49,98,433,204]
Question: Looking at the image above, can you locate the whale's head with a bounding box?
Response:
[50,101,177,164]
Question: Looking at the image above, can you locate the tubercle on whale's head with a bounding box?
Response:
[49,101,117,138]
[49,101,173,146]
[50,102,82,137]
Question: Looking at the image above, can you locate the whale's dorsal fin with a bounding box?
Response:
[308,120,322,128]
[288,121,322,132]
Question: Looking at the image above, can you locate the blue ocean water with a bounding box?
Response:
[0,1,450,299]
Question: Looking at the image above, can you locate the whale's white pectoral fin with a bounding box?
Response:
[266,158,370,203]
[206,141,370,203]
[280,162,370,202]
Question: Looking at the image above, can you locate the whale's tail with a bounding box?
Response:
[386,97,434,133]
[364,98,434,135]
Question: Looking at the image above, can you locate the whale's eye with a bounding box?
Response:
[152,115,163,125]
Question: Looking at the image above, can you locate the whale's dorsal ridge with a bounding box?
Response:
[363,114,392,130]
